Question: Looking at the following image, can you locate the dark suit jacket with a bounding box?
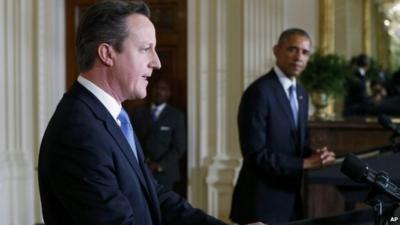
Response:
[343,70,368,116]
[131,104,186,187]
[38,82,225,225]
[230,70,312,225]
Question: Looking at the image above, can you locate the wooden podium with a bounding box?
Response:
[308,120,392,157]
[305,120,393,218]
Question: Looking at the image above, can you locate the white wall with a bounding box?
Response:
[284,0,319,51]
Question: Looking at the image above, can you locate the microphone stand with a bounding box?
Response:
[389,133,400,153]
[367,194,398,225]
[372,199,383,225]
[376,120,400,224]
[365,170,400,225]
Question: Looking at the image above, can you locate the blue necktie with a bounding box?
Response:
[288,85,298,127]
[151,107,158,123]
[118,109,138,160]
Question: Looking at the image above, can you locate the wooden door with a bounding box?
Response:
[66,0,187,197]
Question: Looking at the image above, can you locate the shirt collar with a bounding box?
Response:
[151,102,167,112]
[77,75,121,122]
[358,67,366,76]
[274,65,297,96]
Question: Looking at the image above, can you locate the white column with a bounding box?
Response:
[335,0,363,58]
[188,0,243,221]
[283,0,318,49]
[187,0,284,222]
[34,0,66,223]
[243,0,284,89]
[0,0,65,224]
[205,0,242,221]
[0,0,35,224]
[187,0,210,211]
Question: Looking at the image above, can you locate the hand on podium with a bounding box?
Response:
[303,146,335,169]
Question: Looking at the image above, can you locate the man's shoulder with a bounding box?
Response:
[245,70,276,93]
[51,83,116,133]
[62,81,106,114]
[164,104,183,115]
[51,94,102,131]
[157,105,184,124]
[42,92,110,152]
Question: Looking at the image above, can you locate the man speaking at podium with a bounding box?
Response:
[230,28,335,225]
[38,1,228,225]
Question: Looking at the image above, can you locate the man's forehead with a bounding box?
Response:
[286,35,310,42]
[127,14,155,35]
[283,36,311,48]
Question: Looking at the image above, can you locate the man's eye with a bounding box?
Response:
[141,47,151,52]
[303,50,310,56]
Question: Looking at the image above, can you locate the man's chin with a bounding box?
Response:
[286,72,301,79]
[130,92,147,101]
[294,73,302,77]
[137,93,147,100]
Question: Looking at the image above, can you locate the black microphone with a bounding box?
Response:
[378,114,400,136]
[341,153,400,201]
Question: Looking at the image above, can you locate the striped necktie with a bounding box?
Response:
[288,85,299,127]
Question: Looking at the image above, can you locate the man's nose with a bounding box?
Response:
[294,51,305,61]
[151,52,162,69]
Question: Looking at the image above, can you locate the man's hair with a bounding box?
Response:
[277,28,311,45]
[76,0,150,72]
[356,53,369,67]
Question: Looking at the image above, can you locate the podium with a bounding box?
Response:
[281,208,374,225]
[282,205,400,225]
[307,152,400,211]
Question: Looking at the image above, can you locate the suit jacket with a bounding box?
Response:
[131,104,186,187]
[343,70,368,116]
[38,82,225,225]
[230,70,312,225]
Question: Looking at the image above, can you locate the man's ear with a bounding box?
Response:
[97,43,115,67]
[273,45,278,57]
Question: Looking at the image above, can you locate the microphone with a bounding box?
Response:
[341,153,400,201]
[378,114,400,136]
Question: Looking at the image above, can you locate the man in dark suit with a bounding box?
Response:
[343,54,370,117]
[132,78,186,190]
[230,28,335,225]
[38,1,227,225]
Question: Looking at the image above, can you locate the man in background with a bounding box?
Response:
[230,28,335,225]
[343,53,370,117]
[132,78,186,191]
